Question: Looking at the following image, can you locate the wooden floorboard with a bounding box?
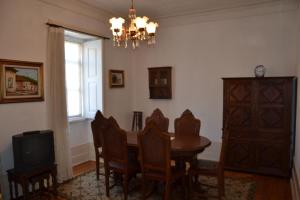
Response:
[73,161,96,177]
[225,170,292,200]
[57,161,292,200]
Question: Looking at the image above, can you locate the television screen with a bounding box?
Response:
[12,130,55,172]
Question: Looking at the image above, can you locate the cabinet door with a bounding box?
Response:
[226,139,255,170]
[159,68,171,86]
[224,79,255,137]
[255,78,293,177]
[224,79,256,171]
[255,142,290,176]
[149,70,160,86]
[255,79,292,140]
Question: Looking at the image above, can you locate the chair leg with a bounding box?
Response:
[218,174,225,200]
[105,168,110,197]
[164,180,171,200]
[96,156,100,180]
[141,175,146,200]
[123,174,128,200]
[188,174,192,200]
[182,176,188,200]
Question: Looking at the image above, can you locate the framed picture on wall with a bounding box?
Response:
[109,70,124,88]
[0,59,44,103]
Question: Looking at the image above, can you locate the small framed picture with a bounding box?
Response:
[0,59,44,103]
[109,70,124,88]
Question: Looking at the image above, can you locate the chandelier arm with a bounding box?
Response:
[131,0,134,9]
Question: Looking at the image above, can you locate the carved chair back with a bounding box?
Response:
[138,121,171,176]
[175,109,201,138]
[145,108,169,132]
[100,117,128,167]
[91,110,108,149]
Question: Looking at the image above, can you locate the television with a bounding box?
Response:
[12,130,55,172]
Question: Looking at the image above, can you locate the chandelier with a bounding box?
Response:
[109,0,159,49]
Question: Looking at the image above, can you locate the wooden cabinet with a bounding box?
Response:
[148,67,172,99]
[223,77,296,177]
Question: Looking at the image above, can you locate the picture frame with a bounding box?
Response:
[0,59,44,104]
[109,70,124,88]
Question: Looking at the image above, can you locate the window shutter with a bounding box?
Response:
[83,39,103,119]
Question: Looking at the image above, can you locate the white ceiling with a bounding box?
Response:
[79,0,283,19]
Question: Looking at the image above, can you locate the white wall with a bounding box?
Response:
[103,40,134,130]
[132,8,298,159]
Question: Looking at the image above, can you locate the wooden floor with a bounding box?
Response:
[67,161,292,200]
[225,171,291,200]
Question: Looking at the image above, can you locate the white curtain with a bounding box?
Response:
[47,27,73,182]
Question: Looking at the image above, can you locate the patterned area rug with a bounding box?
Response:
[58,170,256,200]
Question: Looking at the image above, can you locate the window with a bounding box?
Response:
[64,31,103,120]
[65,41,83,118]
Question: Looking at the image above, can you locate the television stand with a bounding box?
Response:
[7,164,57,200]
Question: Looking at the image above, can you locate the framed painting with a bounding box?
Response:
[109,70,124,88]
[0,59,44,103]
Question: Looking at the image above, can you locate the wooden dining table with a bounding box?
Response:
[126,131,211,159]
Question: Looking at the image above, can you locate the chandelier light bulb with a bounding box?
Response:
[135,16,149,30]
[109,17,125,31]
[146,22,158,34]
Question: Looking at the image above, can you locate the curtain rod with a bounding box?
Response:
[46,21,110,40]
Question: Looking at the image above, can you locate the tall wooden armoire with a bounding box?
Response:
[223,77,297,177]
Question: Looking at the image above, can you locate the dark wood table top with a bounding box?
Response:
[126,131,211,157]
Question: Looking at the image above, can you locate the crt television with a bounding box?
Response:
[12,130,55,172]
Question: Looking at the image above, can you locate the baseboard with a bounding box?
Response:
[291,166,300,200]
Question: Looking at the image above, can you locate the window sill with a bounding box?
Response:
[68,117,87,123]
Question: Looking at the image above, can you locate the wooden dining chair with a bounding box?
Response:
[138,121,187,200]
[188,128,230,200]
[100,117,140,200]
[175,109,201,138]
[145,108,169,132]
[91,110,109,180]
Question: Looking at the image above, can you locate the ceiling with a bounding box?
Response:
[79,0,283,19]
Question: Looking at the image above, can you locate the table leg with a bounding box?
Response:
[7,175,13,200]
[14,182,18,199]
[52,168,58,196]
[21,180,29,200]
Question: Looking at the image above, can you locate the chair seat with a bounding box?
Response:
[144,166,186,181]
[109,161,140,174]
[190,159,218,174]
